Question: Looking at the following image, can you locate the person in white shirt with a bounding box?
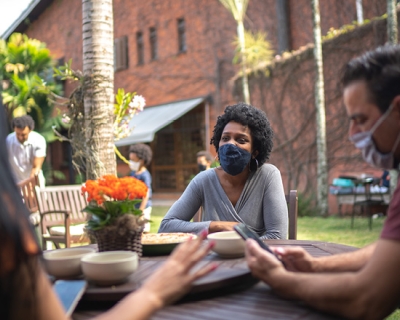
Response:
[6,115,46,187]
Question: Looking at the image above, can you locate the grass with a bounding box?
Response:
[297,216,385,248]
[149,208,399,319]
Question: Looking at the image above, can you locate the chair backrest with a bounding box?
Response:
[17,176,39,213]
[35,185,88,227]
[285,190,298,240]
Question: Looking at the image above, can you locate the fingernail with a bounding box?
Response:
[210,262,219,271]
[276,247,285,254]
[208,240,216,248]
[200,229,208,237]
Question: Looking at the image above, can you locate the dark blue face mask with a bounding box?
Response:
[218,144,252,176]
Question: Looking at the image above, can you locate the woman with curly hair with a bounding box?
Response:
[159,102,288,239]
[129,143,153,232]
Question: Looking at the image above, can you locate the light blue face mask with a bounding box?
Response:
[349,103,400,169]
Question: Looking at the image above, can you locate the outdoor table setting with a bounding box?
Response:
[48,236,358,320]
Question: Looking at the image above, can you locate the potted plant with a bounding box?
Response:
[82,175,148,256]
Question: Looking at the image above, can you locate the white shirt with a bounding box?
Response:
[6,131,46,184]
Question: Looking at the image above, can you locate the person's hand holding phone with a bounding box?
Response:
[244,238,287,285]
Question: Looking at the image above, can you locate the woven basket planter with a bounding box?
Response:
[86,214,144,257]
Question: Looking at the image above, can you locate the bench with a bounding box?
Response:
[35,184,89,249]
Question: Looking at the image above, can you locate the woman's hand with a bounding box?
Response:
[139,230,217,308]
[209,221,238,233]
[272,246,317,272]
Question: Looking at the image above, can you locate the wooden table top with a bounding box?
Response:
[72,240,357,320]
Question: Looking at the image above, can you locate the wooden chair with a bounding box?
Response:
[193,190,298,240]
[35,184,88,249]
[286,190,298,240]
[17,176,40,225]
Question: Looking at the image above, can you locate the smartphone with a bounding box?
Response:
[234,223,284,264]
[53,280,87,316]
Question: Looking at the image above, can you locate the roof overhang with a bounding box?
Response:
[114,97,205,147]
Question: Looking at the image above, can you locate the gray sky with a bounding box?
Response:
[0,0,32,35]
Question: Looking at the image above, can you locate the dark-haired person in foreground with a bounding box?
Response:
[6,115,47,187]
[159,103,288,239]
[0,105,216,320]
[245,45,400,319]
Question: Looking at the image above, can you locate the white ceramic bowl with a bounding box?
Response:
[81,251,139,285]
[43,247,96,278]
[207,231,245,258]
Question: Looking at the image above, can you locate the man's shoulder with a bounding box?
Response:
[6,132,15,141]
[28,131,46,145]
[6,132,17,146]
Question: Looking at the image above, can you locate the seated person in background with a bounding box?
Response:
[196,150,213,172]
[159,102,288,239]
[0,106,216,320]
[129,143,153,233]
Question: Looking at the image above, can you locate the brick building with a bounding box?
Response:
[3,0,389,211]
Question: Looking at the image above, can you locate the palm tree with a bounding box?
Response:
[356,0,363,24]
[219,0,250,104]
[311,0,328,215]
[387,0,398,44]
[82,0,116,179]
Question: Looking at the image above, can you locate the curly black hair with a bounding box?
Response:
[129,143,153,167]
[210,102,274,166]
[12,115,35,130]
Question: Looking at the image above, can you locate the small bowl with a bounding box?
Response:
[81,251,138,286]
[207,231,245,258]
[43,247,96,278]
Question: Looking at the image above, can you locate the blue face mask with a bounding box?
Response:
[218,144,251,176]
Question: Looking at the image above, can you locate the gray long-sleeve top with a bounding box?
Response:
[158,164,288,239]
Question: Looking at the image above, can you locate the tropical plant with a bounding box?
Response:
[54,61,145,174]
[0,33,63,140]
[233,30,274,71]
[219,0,251,104]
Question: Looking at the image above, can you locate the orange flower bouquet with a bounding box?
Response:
[82,175,148,253]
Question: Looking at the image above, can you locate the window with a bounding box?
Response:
[136,32,144,65]
[177,18,186,53]
[114,36,129,71]
[149,27,158,60]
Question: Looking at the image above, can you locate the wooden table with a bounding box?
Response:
[72,240,357,320]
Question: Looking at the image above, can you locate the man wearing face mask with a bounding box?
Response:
[243,45,400,320]
[196,150,213,172]
[129,143,153,232]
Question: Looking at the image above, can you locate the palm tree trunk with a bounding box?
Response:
[237,19,250,104]
[312,0,328,215]
[356,0,363,24]
[82,0,116,179]
[387,0,398,44]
